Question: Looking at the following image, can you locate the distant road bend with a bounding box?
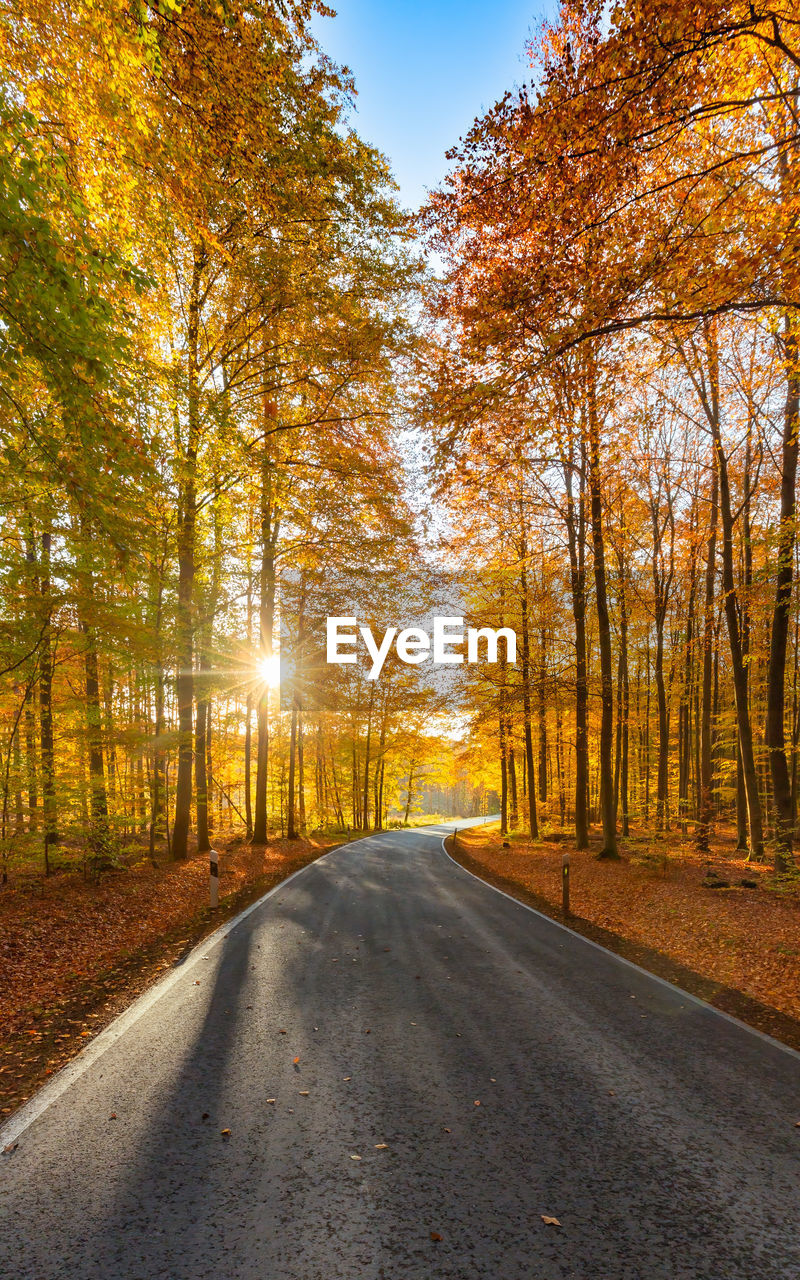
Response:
[2,820,799,1279]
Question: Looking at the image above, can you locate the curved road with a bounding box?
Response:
[2,823,799,1279]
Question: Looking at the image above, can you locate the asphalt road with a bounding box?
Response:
[2,822,799,1280]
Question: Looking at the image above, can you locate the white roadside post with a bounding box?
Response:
[210,849,219,909]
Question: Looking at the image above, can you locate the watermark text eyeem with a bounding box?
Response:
[326,617,517,681]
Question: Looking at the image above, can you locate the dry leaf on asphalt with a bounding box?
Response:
[541,1216,561,1226]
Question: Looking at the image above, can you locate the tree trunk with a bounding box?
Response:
[253,435,279,844]
[519,548,539,840]
[499,712,508,835]
[80,598,109,856]
[172,247,205,859]
[195,657,210,852]
[563,443,589,847]
[766,318,799,871]
[508,733,519,827]
[586,363,618,857]
[362,683,375,832]
[38,524,57,872]
[706,328,765,861]
[297,703,306,836]
[697,464,718,853]
[538,627,548,805]
[287,696,298,839]
[404,761,416,825]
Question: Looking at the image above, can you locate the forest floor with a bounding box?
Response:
[0,832,337,1117]
[449,824,800,1050]
[4,822,799,1120]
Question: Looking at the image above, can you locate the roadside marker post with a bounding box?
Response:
[210,849,219,909]
[561,852,570,916]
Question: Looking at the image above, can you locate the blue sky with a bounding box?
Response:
[312,1,558,211]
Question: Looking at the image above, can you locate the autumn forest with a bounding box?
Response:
[2,0,799,893]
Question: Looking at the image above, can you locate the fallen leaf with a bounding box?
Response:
[221,1128,231,1137]
[298,1090,309,1096]
[541,1216,561,1227]
[374,1143,388,1149]
[430,1231,443,1242]
[3,1142,19,1154]
[474,1100,481,1106]
[343,1076,351,1081]
[350,1154,361,1160]
[108,1113,117,1120]
[266,1098,276,1105]
[293,1056,300,1064]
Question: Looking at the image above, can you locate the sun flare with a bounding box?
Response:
[258,654,281,687]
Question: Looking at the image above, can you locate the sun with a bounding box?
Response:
[258,654,281,687]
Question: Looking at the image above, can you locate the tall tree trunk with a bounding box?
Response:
[563,441,589,846]
[287,696,298,840]
[736,425,754,850]
[615,526,631,837]
[150,642,165,861]
[499,711,508,835]
[195,656,210,852]
[362,683,375,832]
[404,761,416,825]
[508,732,519,827]
[24,696,37,822]
[172,246,205,859]
[328,739,345,828]
[79,589,109,857]
[373,706,387,831]
[697,464,718,853]
[679,571,696,838]
[519,545,539,840]
[297,703,306,836]
[38,524,57,872]
[766,318,799,871]
[586,362,618,857]
[705,326,765,861]
[253,433,279,844]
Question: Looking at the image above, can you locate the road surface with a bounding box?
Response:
[2,822,799,1279]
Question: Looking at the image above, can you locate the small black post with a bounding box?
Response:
[561,852,570,916]
[210,849,219,909]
